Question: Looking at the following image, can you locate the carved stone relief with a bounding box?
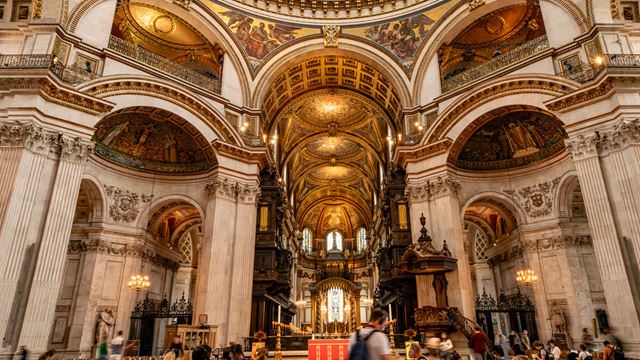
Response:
[405,175,460,202]
[504,177,560,218]
[205,175,259,203]
[68,239,179,269]
[468,0,484,10]
[566,119,640,160]
[103,185,153,223]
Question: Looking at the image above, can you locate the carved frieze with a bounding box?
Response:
[322,25,340,47]
[68,239,179,270]
[0,121,93,161]
[103,185,153,223]
[468,0,484,10]
[504,177,560,218]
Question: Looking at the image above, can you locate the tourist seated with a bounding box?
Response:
[440,332,454,360]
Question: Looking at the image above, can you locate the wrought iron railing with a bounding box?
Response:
[559,54,640,83]
[108,36,221,94]
[0,54,98,84]
[441,35,550,93]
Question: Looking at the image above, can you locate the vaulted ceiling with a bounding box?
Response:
[272,85,391,237]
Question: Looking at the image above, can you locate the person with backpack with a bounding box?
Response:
[578,344,592,360]
[348,308,397,360]
[603,340,625,360]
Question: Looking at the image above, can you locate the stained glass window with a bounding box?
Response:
[327,286,344,322]
[357,227,367,252]
[326,231,343,251]
[302,228,312,254]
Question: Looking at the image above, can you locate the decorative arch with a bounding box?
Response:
[80,75,243,146]
[252,44,412,111]
[422,75,576,145]
[67,0,252,105]
[556,171,581,219]
[410,0,589,103]
[77,176,107,224]
[461,191,528,228]
[137,194,206,232]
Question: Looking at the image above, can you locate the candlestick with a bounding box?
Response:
[278,305,281,324]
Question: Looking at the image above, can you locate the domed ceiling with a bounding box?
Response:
[276,88,389,236]
[451,110,567,171]
[111,2,224,78]
[93,108,216,173]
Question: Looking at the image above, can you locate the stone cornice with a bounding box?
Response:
[67,239,180,270]
[0,76,113,114]
[521,235,593,254]
[394,138,452,167]
[211,140,269,167]
[205,175,260,203]
[0,121,94,162]
[546,72,640,112]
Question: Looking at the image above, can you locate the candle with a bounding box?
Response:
[277,305,281,324]
[388,304,393,322]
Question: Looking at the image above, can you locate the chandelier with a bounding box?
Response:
[128,274,151,291]
[516,269,538,285]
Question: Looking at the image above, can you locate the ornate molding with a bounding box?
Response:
[68,239,179,270]
[565,133,600,160]
[504,177,560,218]
[468,0,484,10]
[546,79,614,112]
[205,175,259,203]
[322,25,340,47]
[103,185,153,223]
[406,183,431,203]
[0,121,93,161]
[521,235,593,254]
[395,138,452,166]
[173,0,190,9]
[610,0,621,19]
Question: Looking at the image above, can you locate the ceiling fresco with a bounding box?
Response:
[202,0,459,73]
[438,2,546,80]
[111,2,224,78]
[93,108,216,173]
[452,111,567,171]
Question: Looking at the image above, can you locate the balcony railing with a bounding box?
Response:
[0,54,98,84]
[559,54,640,83]
[108,36,221,94]
[441,35,550,93]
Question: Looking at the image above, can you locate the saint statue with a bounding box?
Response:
[96,309,116,344]
[503,121,540,158]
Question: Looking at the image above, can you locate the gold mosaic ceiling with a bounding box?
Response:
[262,56,402,131]
[277,88,389,235]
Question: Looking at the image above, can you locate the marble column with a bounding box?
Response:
[0,122,92,352]
[427,175,475,318]
[195,175,259,346]
[227,182,259,343]
[566,129,640,348]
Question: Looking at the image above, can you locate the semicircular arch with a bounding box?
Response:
[461,191,528,227]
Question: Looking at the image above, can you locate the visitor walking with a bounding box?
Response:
[578,344,592,360]
[581,329,594,351]
[520,330,531,351]
[110,331,125,360]
[470,326,489,360]
[348,308,396,360]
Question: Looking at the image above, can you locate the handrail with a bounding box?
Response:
[0,54,98,84]
[441,35,550,93]
[108,36,221,94]
[558,54,640,83]
[448,307,481,343]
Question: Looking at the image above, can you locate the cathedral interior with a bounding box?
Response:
[2,0,640,358]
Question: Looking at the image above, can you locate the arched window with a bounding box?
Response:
[326,231,343,251]
[302,228,312,254]
[327,286,344,322]
[357,227,367,253]
[474,229,490,261]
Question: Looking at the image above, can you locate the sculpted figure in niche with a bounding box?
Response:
[548,304,567,334]
[96,309,116,343]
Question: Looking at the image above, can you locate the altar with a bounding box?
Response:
[308,339,350,360]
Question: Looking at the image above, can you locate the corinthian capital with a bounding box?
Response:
[59,136,94,163]
[427,175,460,198]
[238,182,260,204]
[405,182,430,203]
[565,133,600,160]
[0,121,52,155]
[205,176,238,201]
